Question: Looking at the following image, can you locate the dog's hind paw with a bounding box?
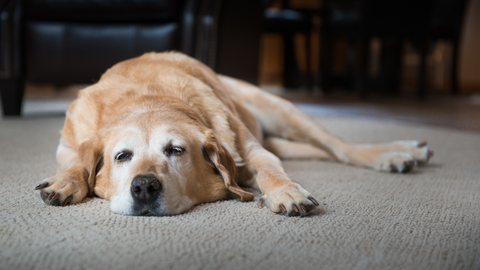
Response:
[361,140,434,173]
[35,174,87,206]
[374,152,416,173]
[413,141,434,165]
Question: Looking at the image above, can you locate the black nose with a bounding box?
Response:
[131,174,162,203]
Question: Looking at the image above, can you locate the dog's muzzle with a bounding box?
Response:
[130,174,162,204]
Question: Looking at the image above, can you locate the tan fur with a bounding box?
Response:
[36,52,433,216]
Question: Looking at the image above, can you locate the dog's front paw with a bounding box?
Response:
[258,183,319,216]
[35,174,88,206]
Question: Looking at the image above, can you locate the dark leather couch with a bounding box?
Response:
[0,0,263,116]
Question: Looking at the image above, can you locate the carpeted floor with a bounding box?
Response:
[0,115,479,270]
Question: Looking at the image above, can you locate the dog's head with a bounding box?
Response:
[80,97,253,216]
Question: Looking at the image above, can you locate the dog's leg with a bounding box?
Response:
[259,99,432,172]
[220,76,432,173]
[234,120,319,216]
[256,97,432,172]
[263,137,333,160]
[35,140,89,206]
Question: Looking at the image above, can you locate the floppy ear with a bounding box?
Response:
[77,138,104,197]
[202,130,254,202]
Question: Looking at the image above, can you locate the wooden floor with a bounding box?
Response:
[265,86,480,134]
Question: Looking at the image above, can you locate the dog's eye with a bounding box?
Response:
[165,146,185,157]
[115,150,133,162]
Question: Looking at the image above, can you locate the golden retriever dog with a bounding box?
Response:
[35,52,433,216]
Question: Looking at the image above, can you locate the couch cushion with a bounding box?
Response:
[25,21,180,83]
[24,0,184,22]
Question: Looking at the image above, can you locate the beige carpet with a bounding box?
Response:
[0,115,479,270]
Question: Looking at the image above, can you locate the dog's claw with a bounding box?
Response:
[390,164,398,173]
[292,204,299,213]
[47,191,56,200]
[308,196,319,206]
[51,192,61,201]
[300,204,307,215]
[257,197,265,208]
[417,141,427,147]
[62,195,73,206]
[279,204,287,214]
[401,160,415,173]
[35,182,49,190]
[428,150,434,160]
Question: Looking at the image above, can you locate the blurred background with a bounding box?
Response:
[259,0,479,98]
[1,0,479,131]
